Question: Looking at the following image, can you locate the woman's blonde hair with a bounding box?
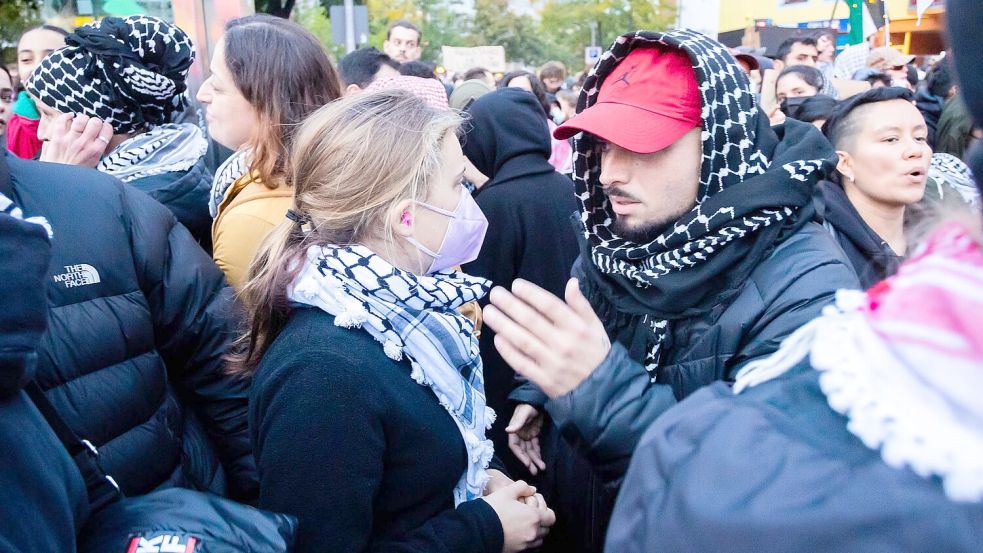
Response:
[228,89,461,376]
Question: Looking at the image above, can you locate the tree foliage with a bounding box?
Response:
[257,0,675,71]
[1,0,42,53]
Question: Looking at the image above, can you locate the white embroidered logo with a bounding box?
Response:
[128,534,199,553]
[52,264,101,288]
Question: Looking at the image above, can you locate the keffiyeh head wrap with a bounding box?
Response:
[289,245,495,505]
[26,15,195,134]
[574,30,836,376]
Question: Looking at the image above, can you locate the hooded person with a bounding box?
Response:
[25,16,213,249]
[817,86,933,289]
[600,7,983,551]
[458,87,579,485]
[482,30,860,544]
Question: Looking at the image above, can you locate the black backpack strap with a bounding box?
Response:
[25,381,123,511]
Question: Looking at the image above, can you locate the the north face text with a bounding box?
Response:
[52,264,101,288]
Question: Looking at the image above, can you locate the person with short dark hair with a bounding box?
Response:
[464,67,496,87]
[774,36,819,70]
[915,58,955,147]
[819,87,931,288]
[384,20,422,63]
[338,47,401,95]
[399,60,436,79]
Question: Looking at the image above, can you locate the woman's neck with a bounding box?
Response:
[359,235,427,276]
[844,182,908,255]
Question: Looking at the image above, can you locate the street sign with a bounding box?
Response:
[584,46,603,67]
[330,5,369,48]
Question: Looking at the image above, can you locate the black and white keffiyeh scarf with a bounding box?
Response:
[574,30,836,377]
[25,15,194,135]
[209,149,252,217]
[288,245,495,505]
[97,123,207,182]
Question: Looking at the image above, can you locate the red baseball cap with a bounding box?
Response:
[554,46,702,154]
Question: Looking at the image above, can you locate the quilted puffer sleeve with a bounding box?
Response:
[122,184,258,501]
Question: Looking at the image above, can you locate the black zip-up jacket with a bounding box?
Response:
[818,180,904,289]
[3,152,257,501]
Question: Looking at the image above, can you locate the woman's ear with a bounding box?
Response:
[390,198,416,238]
[836,150,854,183]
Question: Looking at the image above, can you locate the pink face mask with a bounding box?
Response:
[405,187,489,274]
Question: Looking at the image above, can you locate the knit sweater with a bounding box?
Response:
[250,307,504,553]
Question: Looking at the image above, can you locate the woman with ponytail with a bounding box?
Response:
[233,90,555,553]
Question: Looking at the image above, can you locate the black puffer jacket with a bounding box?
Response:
[4,152,257,501]
[130,156,214,251]
[551,222,859,485]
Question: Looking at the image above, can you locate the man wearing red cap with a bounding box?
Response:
[482,29,858,550]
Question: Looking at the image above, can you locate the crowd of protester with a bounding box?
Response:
[1,4,982,552]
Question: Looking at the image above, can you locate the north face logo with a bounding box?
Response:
[52,264,101,288]
[126,534,198,553]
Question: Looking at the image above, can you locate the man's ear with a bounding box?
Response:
[773,59,785,73]
[345,83,362,96]
[390,198,416,238]
[836,150,854,182]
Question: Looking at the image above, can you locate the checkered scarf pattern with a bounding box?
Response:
[0,192,51,239]
[25,16,194,135]
[575,30,831,375]
[365,76,450,110]
[289,244,495,505]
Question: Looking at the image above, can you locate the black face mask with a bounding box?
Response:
[780,95,811,119]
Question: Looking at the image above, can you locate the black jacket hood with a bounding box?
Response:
[462,88,554,188]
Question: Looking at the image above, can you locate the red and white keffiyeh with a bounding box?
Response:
[736,222,983,503]
[365,76,449,110]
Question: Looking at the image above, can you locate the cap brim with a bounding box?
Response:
[734,53,760,71]
[554,102,698,154]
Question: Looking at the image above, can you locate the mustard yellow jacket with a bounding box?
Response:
[212,174,292,291]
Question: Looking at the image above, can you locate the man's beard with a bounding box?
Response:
[612,215,674,244]
[605,188,678,243]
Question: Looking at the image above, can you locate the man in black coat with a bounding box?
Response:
[2,151,257,501]
[482,30,859,551]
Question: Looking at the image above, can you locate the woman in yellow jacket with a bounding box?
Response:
[197,15,342,290]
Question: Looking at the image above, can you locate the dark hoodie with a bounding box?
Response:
[914,87,945,148]
[819,180,902,289]
[461,88,579,458]
[0,186,89,551]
